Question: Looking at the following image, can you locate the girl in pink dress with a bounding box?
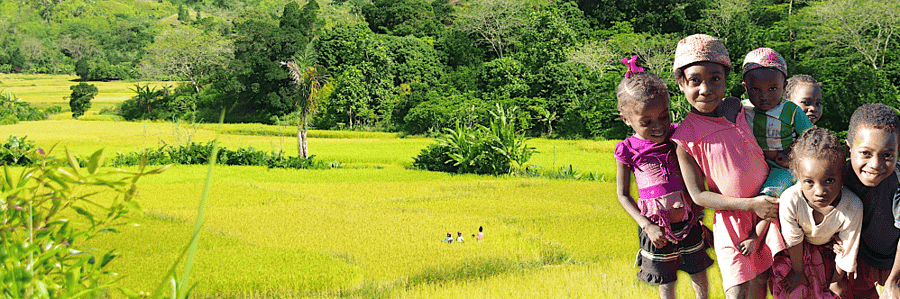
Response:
[614,56,712,299]
[669,34,786,299]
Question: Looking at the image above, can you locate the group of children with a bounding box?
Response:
[615,34,900,299]
[444,226,484,243]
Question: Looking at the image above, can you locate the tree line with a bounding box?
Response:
[1,0,898,138]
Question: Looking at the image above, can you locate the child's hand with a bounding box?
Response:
[782,269,809,294]
[831,239,845,255]
[829,277,849,298]
[643,224,671,248]
[750,195,779,220]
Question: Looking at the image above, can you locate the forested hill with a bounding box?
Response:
[1,0,898,138]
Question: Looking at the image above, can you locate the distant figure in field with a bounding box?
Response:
[476,226,484,241]
[444,232,453,243]
[456,231,465,243]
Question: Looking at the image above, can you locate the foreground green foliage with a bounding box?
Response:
[0,148,166,297]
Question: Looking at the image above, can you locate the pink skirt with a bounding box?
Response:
[714,209,787,290]
[770,242,838,299]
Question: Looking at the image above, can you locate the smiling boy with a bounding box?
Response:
[843,103,900,298]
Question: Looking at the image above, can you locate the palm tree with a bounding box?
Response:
[281,44,331,159]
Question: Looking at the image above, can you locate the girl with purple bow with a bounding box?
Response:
[615,56,713,299]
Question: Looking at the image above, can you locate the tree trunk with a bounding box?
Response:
[298,115,309,159]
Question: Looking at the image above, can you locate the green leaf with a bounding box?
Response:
[88,149,105,175]
[116,286,140,298]
[100,251,118,268]
[66,148,81,176]
[72,206,96,226]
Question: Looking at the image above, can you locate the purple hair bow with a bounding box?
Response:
[621,55,644,79]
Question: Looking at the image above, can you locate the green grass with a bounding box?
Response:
[0,74,726,298]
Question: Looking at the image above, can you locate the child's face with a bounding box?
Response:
[677,62,727,114]
[848,126,899,187]
[796,156,843,210]
[742,68,786,111]
[788,83,823,124]
[621,95,671,144]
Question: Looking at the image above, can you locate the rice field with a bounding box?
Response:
[0,74,726,298]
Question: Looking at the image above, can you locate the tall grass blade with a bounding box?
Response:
[151,109,225,298]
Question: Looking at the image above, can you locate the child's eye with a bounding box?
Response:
[803,179,814,185]
[769,87,778,91]
[825,178,835,184]
[711,76,721,82]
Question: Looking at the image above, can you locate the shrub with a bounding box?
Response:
[413,105,535,175]
[69,82,98,118]
[0,148,166,297]
[0,92,49,124]
[0,135,36,166]
[111,142,340,170]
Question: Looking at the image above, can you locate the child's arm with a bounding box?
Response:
[882,242,900,298]
[675,145,779,219]
[616,160,671,248]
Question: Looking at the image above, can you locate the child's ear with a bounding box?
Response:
[676,78,686,92]
[620,114,630,126]
[741,80,749,91]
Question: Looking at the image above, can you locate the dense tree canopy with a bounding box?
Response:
[0,0,897,139]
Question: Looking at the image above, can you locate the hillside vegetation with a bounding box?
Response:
[0,0,897,138]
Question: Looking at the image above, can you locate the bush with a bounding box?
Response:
[0,135,37,166]
[413,105,535,175]
[111,142,340,170]
[0,92,50,124]
[117,84,202,121]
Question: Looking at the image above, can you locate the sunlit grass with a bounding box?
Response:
[0,75,726,298]
[0,73,174,108]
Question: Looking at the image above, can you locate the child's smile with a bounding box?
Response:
[849,127,899,187]
[621,95,671,144]
[677,62,727,115]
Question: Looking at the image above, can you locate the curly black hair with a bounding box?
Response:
[785,75,822,100]
[848,103,900,145]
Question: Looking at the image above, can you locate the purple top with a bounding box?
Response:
[615,124,692,241]
[615,124,686,199]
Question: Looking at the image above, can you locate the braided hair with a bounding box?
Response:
[616,72,669,113]
[790,127,846,177]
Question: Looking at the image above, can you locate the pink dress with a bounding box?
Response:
[671,109,787,290]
